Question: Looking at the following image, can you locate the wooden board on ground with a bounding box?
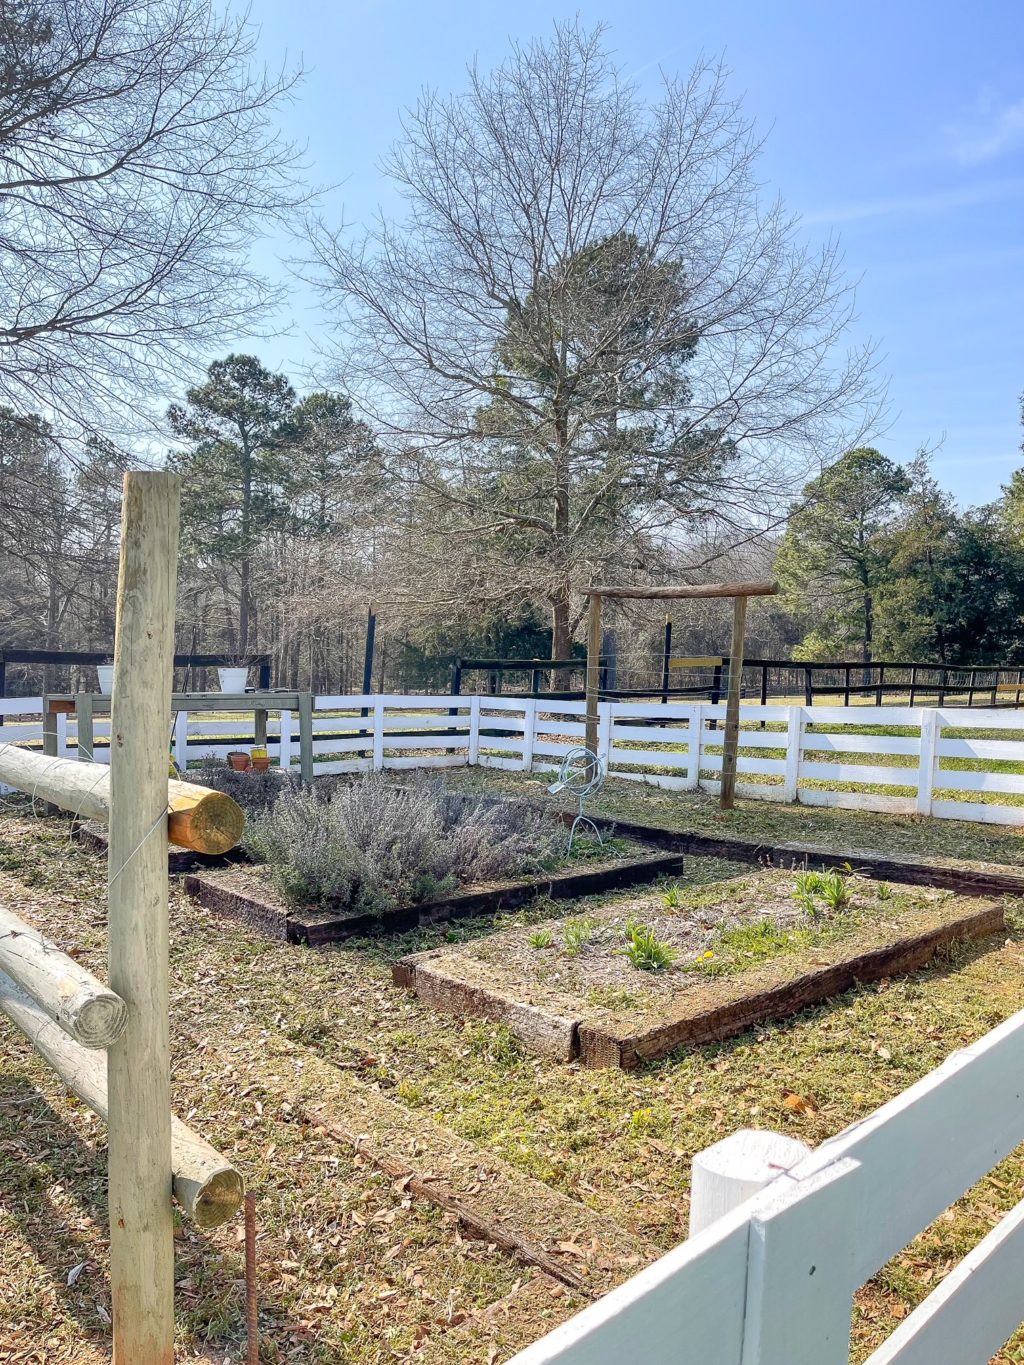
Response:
[228,1033,657,1297]
[393,870,1008,1070]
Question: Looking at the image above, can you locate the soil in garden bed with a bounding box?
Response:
[184,837,687,944]
[395,869,1009,1068]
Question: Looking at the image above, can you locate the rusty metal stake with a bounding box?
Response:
[245,1191,258,1364]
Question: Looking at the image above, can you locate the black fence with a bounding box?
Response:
[449,655,1024,710]
[0,648,272,697]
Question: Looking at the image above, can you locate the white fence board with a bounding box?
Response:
[517,1004,1024,1365]
[535,720,587,739]
[507,1207,751,1365]
[864,1196,1024,1365]
[932,768,1024,795]
[698,779,784,802]
[5,693,1024,829]
[803,733,920,757]
[698,755,786,777]
[480,715,529,737]
[610,722,692,742]
[609,747,692,769]
[314,758,372,775]
[937,707,1024,730]
[796,788,916,814]
[930,798,1024,825]
[608,701,700,721]
[382,734,470,752]
[799,761,914,787]
[936,736,1024,760]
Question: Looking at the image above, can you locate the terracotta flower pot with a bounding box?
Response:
[251,755,271,773]
[227,751,251,772]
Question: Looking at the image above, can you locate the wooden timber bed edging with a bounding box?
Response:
[183,848,686,946]
[578,814,1024,898]
[394,901,1007,1070]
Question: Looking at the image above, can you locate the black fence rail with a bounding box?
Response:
[449,655,1024,710]
[0,648,272,697]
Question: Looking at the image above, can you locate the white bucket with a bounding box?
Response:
[96,665,115,695]
[218,666,249,693]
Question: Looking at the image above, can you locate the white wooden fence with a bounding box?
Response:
[4,695,1024,826]
[508,1001,1024,1365]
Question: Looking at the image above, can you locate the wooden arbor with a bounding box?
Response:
[584,581,779,810]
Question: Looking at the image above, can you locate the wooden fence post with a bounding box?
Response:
[783,705,804,803]
[689,1129,811,1237]
[521,698,537,773]
[75,693,95,762]
[916,708,939,817]
[597,702,613,774]
[585,592,603,755]
[372,697,384,771]
[278,709,293,771]
[297,691,314,784]
[107,470,180,1365]
[468,695,481,766]
[720,595,748,809]
[684,704,701,791]
[173,708,188,772]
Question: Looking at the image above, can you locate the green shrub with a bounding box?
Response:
[242,774,565,916]
[820,869,852,911]
[620,920,678,971]
[563,916,596,955]
[528,927,555,949]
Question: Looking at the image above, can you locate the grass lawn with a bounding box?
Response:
[1,780,1024,1362]
[443,765,1024,863]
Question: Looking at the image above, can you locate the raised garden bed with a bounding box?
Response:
[184,843,686,945]
[393,868,1008,1068]
[579,813,1024,897]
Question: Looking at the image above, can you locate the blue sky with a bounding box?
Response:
[243,0,1024,507]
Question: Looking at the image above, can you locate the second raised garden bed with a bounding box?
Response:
[393,868,1009,1068]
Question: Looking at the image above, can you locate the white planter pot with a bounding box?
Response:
[96,665,115,695]
[218,666,249,693]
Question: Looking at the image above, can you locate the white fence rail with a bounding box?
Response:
[3,695,1024,825]
[509,1003,1024,1365]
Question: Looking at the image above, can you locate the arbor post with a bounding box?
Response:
[585,592,603,756]
[719,594,747,809]
[107,471,180,1364]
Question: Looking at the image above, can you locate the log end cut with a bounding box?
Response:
[167,785,245,855]
[191,1165,246,1229]
[68,986,129,1049]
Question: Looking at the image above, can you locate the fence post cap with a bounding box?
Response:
[693,1128,811,1183]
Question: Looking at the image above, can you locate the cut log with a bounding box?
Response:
[0,904,127,1048]
[0,744,244,854]
[584,580,779,600]
[0,969,243,1228]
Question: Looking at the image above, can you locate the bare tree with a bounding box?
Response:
[307,22,883,658]
[0,0,308,450]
